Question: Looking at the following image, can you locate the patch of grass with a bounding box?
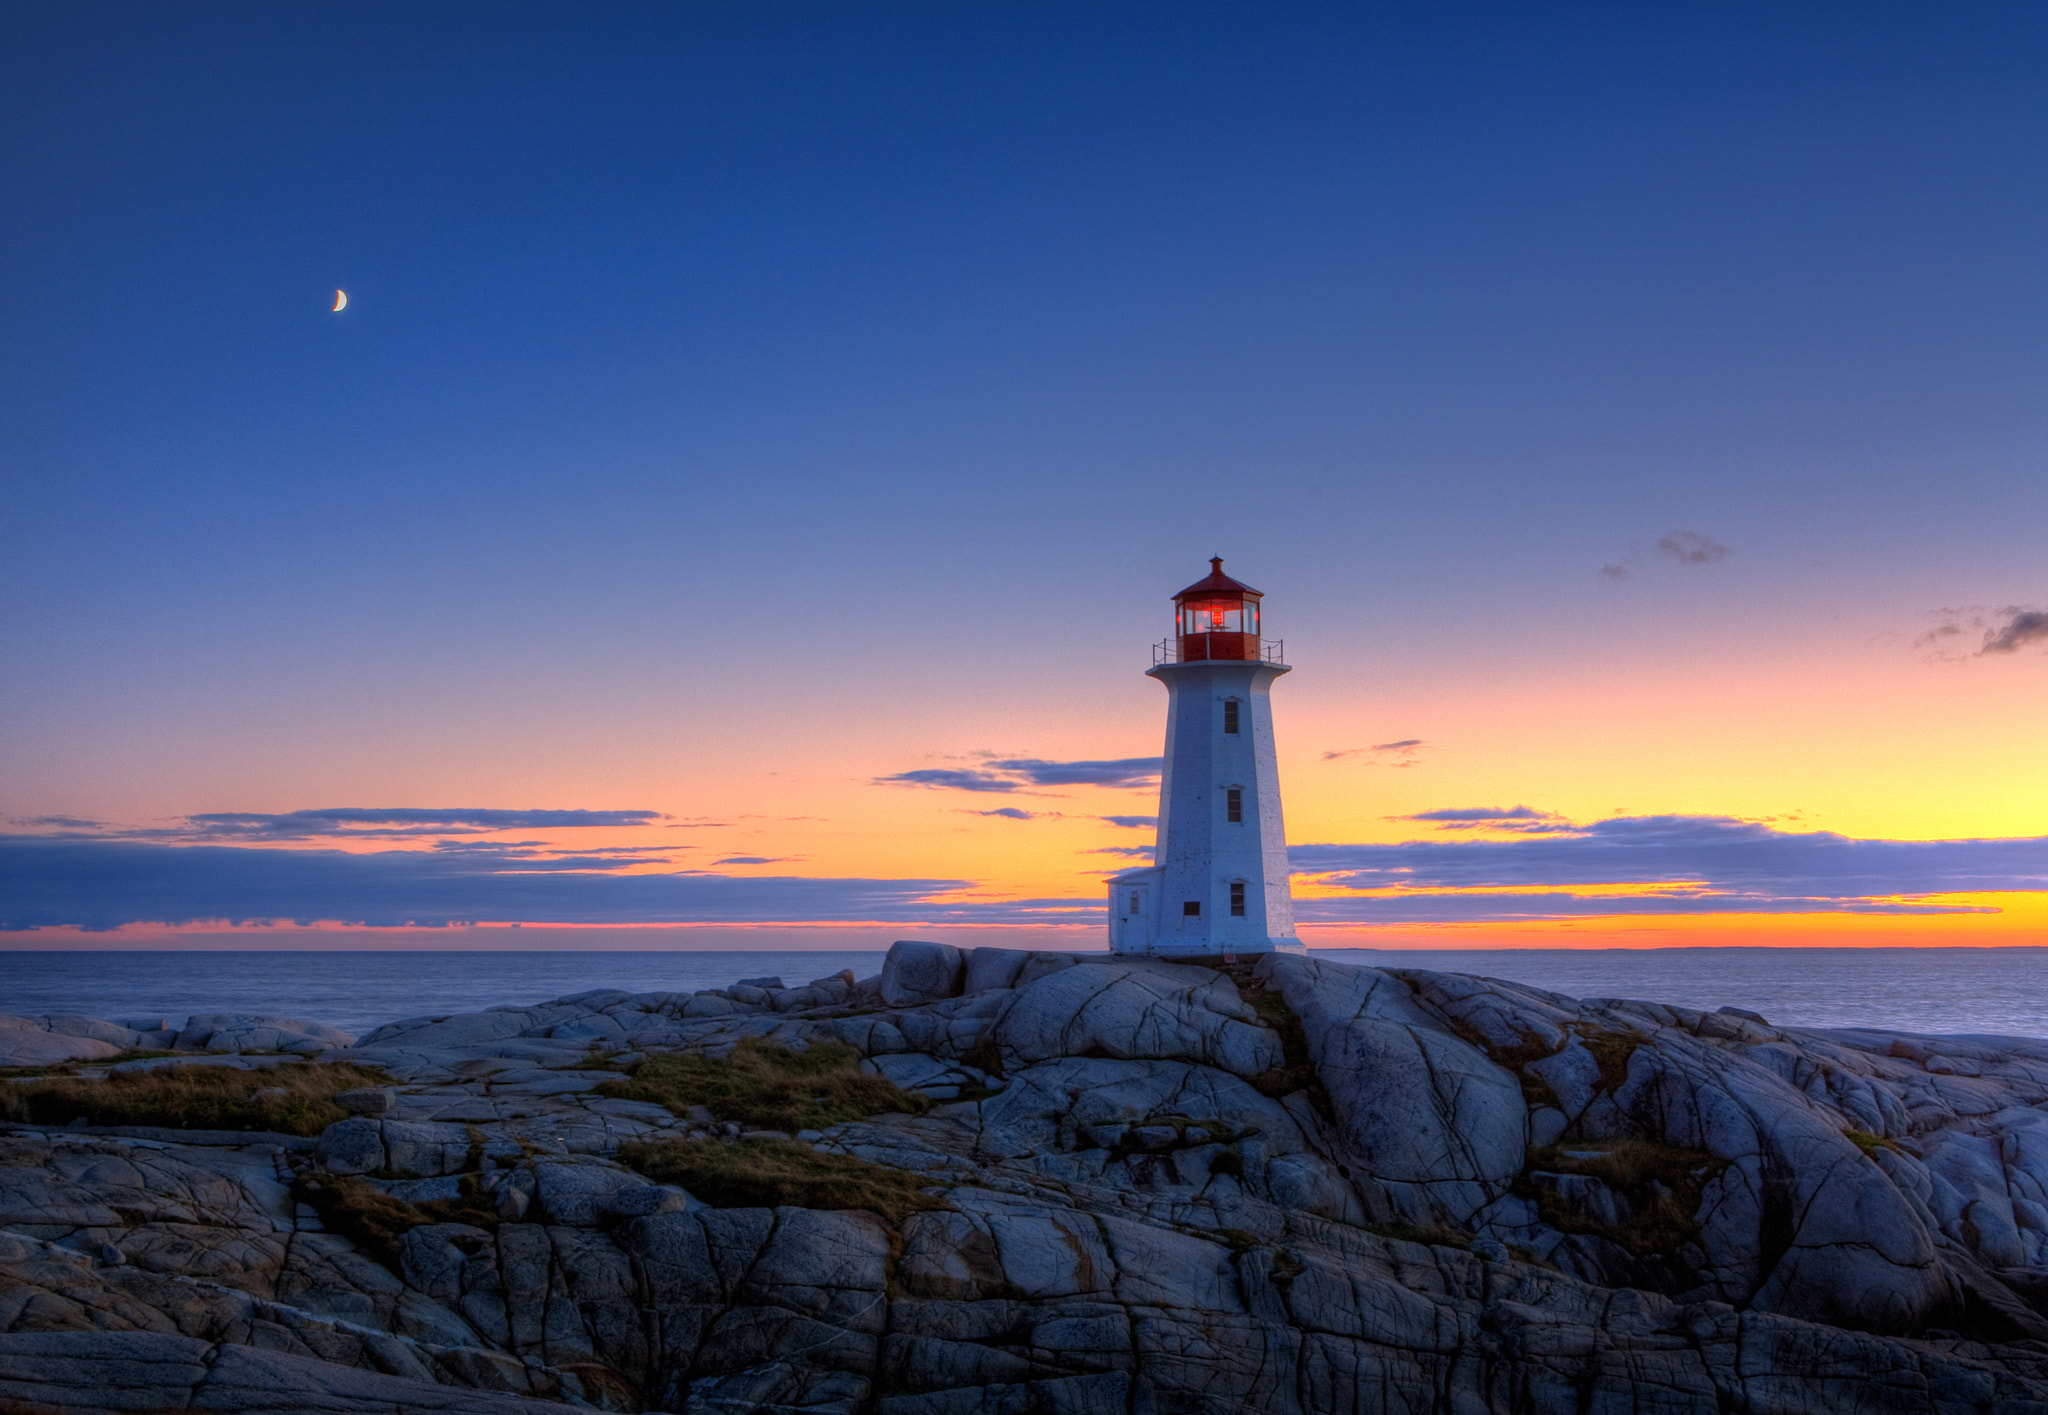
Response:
[1516,1069,1563,1112]
[1239,986,1333,1120]
[0,1062,392,1137]
[957,1035,1006,1080]
[618,1135,946,1225]
[294,1173,500,1266]
[1520,1140,1723,1258]
[1845,1129,1901,1157]
[1574,1026,1643,1093]
[1212,1227,1262,1254]
[1445,1019,1559,1073]
[1366,1220,1472,1251]
[1442,1019,1564,1110]
[0,1049,183,1080]
[599,1038,929,1133]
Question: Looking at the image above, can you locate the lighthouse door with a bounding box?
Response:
[1108,867,1163,953]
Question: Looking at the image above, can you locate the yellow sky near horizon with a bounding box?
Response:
[9,590,2044,946]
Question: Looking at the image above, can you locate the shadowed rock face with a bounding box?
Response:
[5,945,2048,1414]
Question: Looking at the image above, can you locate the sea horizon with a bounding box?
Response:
[6,945,2045,1042]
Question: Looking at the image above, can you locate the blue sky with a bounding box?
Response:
[3,2,2045,946]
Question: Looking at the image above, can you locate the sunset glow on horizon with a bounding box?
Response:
[4,5,2044,950]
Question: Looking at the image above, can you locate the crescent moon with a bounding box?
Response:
[332,289,347,312]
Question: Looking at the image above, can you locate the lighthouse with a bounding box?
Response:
[1109,559,1303,957]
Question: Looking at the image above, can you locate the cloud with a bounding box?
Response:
[1392,805,1571,833]
[877,757,1161,793]
[487,854,684,871]
[1324,740,1429,767]
[875,768,1026,793]
[430,840,551,851]
[1655,530,1731,565]
[982,757,1162,788]
[165,807,670,840]
[903,894,1108,924]
[1287,813,2048,923]
[0,835,971,931]
[1914,607,2048,660]
[430,841,687,857]
[713,856,794,866]
[1292,891,1991,924]
[972,808,1037,821]
[419,841,686,869]
[1088,846,1157,857]
[1981,608,2048,655]
[1598,563,1630,581]
[8,816,103,830]
[1101,815,1158,830]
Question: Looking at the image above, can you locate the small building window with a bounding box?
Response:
[1127,892,1142,916]
[1230,882,1247,916]
[1183,900,1201,917]
[1223,699,1240,734]
[1226,788,1243,823]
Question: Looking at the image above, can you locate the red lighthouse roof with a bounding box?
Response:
[1173,556,1263,602]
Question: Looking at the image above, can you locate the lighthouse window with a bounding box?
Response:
[1184,900,1201,917]
[1127,892,1142,916]
[1226,788,1243,823]
[1223,699,1240,734]
[1230,882,1247,916]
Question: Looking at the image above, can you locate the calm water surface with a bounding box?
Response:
[2,947,2044,1041]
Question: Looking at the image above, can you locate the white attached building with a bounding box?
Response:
[1109,559,1303,958]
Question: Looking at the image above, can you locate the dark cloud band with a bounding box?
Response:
[0,836,966,932]
[9,811,2043,934]
[1291,813,2048,921]
[181,807,669,838]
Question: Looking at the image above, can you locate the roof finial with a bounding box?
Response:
[1210,556,1224,574]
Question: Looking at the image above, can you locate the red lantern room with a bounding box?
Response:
[1170,557,1264,662]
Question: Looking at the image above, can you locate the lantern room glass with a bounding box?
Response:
[1178,598,1258,637]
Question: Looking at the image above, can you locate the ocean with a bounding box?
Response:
[3,947,2045,1042]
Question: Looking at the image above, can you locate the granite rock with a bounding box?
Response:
[994,958,1281,1079]
[176,1013,356,1054]
[9,956,2048,1413]
[880,940,966,1007]
[0,1021,123,1066]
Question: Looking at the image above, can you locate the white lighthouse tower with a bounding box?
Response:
[1109,559,1303,958]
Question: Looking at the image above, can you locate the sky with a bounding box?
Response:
[2,1,2044,950]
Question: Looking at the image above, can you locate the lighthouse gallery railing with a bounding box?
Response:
[1152,638,1286,666]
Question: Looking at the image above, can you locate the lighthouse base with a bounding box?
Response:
[1106,866,1308,957]
[1116,936,1306,960]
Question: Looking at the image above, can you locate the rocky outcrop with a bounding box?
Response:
[5,943,2048,1413]
[0,1011,359,1067]
[177,1014,356,1055]
[1263,954,1526,1227]
[992,956,1281,1077]
[0,1017,132,1066]
[0,1329,576,1413]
